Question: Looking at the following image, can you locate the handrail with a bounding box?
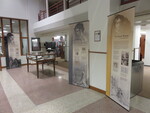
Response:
[67,0,87,9]
[49,0,63,16]
[49,0,63,9]
[38,0,88,20]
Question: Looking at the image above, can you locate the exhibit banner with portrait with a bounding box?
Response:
[69,21,89,88]
[108,8,135,110]
[5,33,21,69]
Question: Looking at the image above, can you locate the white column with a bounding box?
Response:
[46,0,49,17]
[144,30,150,65]
[63,0,66,10]
[133,25,141,60]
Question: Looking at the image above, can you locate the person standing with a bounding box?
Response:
[58,36,64,58]
[51,37,56,50]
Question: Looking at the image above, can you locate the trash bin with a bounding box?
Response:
[131,60,144,98]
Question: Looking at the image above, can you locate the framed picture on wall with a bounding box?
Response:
[94,30,101,42]
[31,38,41,51]
[121,0,138,5]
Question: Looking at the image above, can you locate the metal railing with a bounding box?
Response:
[38,0,88,20]
[66,0,87,9]
[49,0,63,16]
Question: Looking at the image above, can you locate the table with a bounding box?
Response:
[26,53,55,78]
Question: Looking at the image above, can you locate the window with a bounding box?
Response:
[12,20,19,34]
[0,18,2,55]
[20,20,29,55]
[2,19,11,36]
[0,18,3,55]
[20,20,28,37]
[0,17,29,56]
[22,39,28,55]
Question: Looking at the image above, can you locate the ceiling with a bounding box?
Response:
[135,17,150,30]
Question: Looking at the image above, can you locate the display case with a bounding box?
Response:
[26,52,55,78]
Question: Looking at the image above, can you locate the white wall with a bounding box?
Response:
[0,0,28,19]
[0,0,46,66]
[133,25,141,60]
[88,0,110,91]
[27,0,46,52]
[144,30,150,65]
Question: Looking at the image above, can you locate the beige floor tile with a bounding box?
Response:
[0,69,35,113]
[131,96,150,113]
[24,89,105,113]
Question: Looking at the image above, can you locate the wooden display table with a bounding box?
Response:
[26,52,55,78]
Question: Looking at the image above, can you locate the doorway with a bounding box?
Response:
[134,19,150,99]
[54,35,69,71]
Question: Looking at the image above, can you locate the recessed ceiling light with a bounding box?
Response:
[5,25,10,27]
[135,21,141,24]
[146,19,150,22]
[141,23,146,26]
[141,31,146,34]
[58,76,62,79]
[12,21,15,24]
[3,30,8,33]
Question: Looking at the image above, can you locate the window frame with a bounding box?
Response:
[19,20,29,55]
[0,16,29,57]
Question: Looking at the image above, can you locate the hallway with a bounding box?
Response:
[0,65,150,113]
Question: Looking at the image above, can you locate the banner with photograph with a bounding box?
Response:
[69,21,89,88]
[108,8,135,110]
[5,33,21,69]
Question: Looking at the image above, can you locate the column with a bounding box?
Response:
[46,0,49,17]
[63,0,66,10]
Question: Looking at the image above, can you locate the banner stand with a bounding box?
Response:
[108,7,135,110]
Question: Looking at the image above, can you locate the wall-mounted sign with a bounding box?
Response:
[94,30,101,42]
[121,0,138,5]
[69,21,89,88]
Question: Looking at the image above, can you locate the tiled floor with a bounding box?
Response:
[0,65,150,113]
[0,83,13,113]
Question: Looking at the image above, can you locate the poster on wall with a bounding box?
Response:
[5,33,21,69]
[108,8,135,110]
[69,21,89,88]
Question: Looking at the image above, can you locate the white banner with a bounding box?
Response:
[69,21,89,88]
[108,8,135,110]
[7,33,21,68]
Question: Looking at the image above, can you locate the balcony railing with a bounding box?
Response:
[49,0,63,17]
[38,0,88,21]
[66,0,87,9]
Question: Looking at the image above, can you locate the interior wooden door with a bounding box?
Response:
[140,35,146,59]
